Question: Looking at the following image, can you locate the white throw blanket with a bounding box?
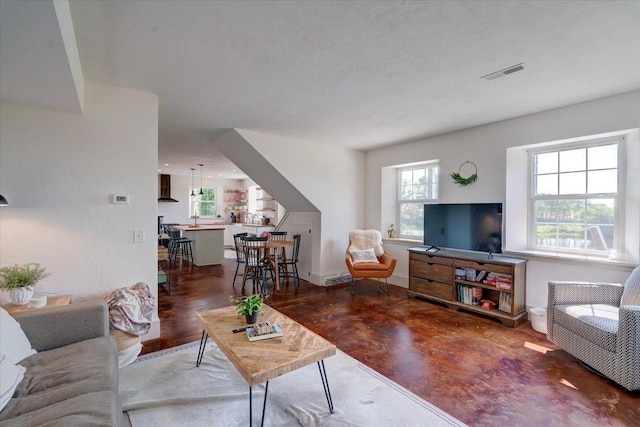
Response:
[348,229,384,257]
[104,282,154,336]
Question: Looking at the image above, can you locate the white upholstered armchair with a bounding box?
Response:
[547,266,640,391]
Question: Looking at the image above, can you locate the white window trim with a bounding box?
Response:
[505,128,639,265]
[396,162,439,240]
[527,136,625,258]
[189,187,217,218]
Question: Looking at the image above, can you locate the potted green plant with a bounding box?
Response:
[228,294,263,324]
[0,263,50,305]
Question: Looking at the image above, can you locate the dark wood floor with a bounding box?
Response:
[143,257,639,427]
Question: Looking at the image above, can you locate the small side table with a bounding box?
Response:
[3,294,72,314]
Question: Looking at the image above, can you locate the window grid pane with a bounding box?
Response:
[535,174,558,195]
[588,170,617,193]
[536,152,558,174]
[397,164,438,239]
[559,148,585,173]
[559,171,586,195]
[588,144,617,170]
[531,141,618,255]
[190,188,217,217]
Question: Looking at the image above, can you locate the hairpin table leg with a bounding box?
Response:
[318,360,334,413]
[249,381,269,427]
[195,330,208,367]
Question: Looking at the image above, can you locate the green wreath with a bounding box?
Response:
[450,161,478,187]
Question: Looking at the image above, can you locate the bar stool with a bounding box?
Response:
[168,228,194,265]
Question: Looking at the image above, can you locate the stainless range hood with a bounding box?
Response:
[158,174,179,203]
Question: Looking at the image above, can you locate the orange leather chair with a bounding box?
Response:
[345,230,397,295]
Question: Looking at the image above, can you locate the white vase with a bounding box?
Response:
[9,287,34,305]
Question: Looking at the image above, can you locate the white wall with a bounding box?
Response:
[157,175,247,225]
[237,129,365,281]
[0,82,160,338]
[366,90,640,309]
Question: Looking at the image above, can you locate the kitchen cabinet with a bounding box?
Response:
[175,226,224,266]
[223,225,234,247]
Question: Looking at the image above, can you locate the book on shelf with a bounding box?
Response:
[457,285,482,306]
[475,270,488,282]
[465,268,476,281]
[246,323,283,342]
[485,272,513,290]
[498,292,511,313]
[471,287,482,305]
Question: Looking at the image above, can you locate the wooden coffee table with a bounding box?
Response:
[196,305,336,426]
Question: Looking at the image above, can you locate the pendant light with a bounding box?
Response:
[0,194,8,206]
[198,164,204,196]
[190,168,196,197]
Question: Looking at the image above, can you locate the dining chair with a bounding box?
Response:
[269,231,288,263]
[279,233,301,288]
[232,233,248,288]
[240,236,274,296]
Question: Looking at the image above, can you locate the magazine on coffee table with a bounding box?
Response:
[246,322,283,341]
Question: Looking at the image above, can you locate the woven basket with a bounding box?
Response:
[110,329,141,351]
[9,287,34,305]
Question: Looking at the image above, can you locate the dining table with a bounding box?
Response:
[243,239,293,291]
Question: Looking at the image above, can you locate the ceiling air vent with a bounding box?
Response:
[481,63,525,81]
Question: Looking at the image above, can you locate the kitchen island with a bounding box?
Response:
[175,225,225,266]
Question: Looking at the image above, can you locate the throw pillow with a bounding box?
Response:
[350,248,380,264]
[0,307,36,363]
[0,353,25,411]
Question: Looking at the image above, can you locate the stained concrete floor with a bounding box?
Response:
[144,258,639,426]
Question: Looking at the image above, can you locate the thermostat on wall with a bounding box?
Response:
[112,194,130,204]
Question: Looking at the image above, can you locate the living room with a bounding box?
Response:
[1,1,638,426]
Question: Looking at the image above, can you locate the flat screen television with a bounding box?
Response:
[423,203,503,254]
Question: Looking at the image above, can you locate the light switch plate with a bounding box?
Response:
[133,230,144,243]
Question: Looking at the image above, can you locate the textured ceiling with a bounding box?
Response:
[3,1,640,178]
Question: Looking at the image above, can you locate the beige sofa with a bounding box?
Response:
[0,300,123,426]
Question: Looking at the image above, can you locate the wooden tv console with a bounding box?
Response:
[407,247,527,327]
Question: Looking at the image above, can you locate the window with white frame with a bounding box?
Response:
[190,188,217,218]
[530,137,622,256]
[397,163,439,239]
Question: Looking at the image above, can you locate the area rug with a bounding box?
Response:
[119,341,466,426]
